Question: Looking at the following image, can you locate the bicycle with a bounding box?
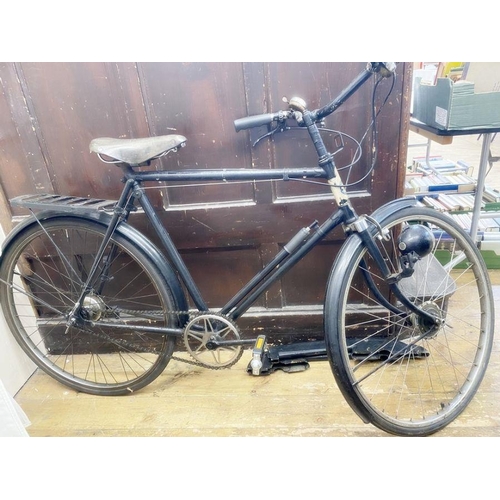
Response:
[0,62,494,436]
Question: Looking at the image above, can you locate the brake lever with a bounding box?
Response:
[251,109,296,147]
[252,122,289,147]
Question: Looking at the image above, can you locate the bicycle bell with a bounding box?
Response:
[288,96,307,113]
[397,224,435,258]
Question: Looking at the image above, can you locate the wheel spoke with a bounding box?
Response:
[0,218,176,395]
[326,207,494,436]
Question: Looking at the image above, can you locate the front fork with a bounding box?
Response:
[302,108,439,326]
[352,216,443,327]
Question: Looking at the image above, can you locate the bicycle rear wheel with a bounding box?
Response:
[325,206,494,436]
[0,216,178,395]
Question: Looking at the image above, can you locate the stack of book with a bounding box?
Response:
[405,172,476,195]
[409,156,471,175]
[406,155,500,268]
[483,186,500,203]
[405,156,476,196]
[448,212,500,233]
[419,193,477,212]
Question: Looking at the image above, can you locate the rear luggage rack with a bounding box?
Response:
[10,194,117,213]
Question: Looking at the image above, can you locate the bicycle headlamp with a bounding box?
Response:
[397,224,435,258]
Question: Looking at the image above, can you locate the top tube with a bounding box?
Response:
[126,167,327,183]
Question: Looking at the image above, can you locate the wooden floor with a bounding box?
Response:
[13,270,500,438]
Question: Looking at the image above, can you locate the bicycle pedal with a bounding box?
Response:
[248,335,267,376]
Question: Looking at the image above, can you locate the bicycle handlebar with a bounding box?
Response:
[234,113,280,132]
[233,62,396,133]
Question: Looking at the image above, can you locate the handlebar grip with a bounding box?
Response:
[234,113,276,132]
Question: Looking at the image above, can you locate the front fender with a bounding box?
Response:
[369,196,418,223]
[324,196,419,424]
[333,196,419,262]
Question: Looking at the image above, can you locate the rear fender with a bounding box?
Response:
[0,211,189,321]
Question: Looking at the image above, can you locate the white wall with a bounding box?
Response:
[0,226,36,396]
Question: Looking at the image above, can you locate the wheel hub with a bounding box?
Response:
[413,301,444,338]
[81,294,106,321]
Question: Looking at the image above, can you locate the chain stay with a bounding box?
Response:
[86,308,244,370]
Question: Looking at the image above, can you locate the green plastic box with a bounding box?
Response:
[413,77,500,130]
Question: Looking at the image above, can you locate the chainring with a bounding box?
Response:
[182,312,244,369]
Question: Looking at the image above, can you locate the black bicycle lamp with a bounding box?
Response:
[397,224,435,258]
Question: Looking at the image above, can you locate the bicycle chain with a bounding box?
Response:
[61,307,242,370]
[110,308,244,370]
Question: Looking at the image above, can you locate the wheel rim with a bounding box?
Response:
[1,219,174,394]
[336,210,493,433]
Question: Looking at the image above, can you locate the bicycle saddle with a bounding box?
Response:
[90,134,187,166]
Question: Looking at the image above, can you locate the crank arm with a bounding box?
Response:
[205,338,255,349]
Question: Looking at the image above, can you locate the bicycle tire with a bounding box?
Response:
[0,216,179,396]
[325,205,494,436]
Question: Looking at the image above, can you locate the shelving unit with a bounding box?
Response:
[405,152,500,268]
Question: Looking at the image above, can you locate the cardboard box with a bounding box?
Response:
[463,62,500,93]
[412,77,500,130]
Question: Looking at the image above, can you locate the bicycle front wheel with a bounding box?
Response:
[325,206,494,436]
[0,216,179,395]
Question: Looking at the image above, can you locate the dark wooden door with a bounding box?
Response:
[0,62,412,341]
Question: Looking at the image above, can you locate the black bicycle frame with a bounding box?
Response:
[118,167,355,325]
[114,64,378,323]
[77,62,438,337]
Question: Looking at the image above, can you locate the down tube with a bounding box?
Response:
[227,209,347,321]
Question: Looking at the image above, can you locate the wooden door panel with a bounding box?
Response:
[0,63,53,225]
[181,246,265,309]
[16,62,150,200]
[267,62,374,200]
[281,242,338,306]
[137,62,256,209]
[0,62,412,340]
